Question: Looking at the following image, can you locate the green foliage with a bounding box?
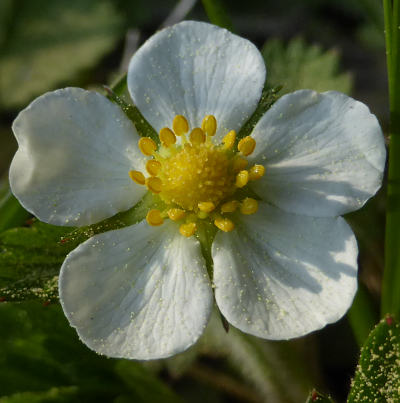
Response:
[0,190,30,233]
[0,0,124,109]
[114,361,183,403]
[262,37,352,95]
[348,316,400,402]
[0,302,181,402]
[0,191,165,303]
[0,387,80,403]
[0,222,79,302]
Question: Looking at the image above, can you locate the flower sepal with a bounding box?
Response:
[103,84,159,143]
[237,84,283,140]
[69,192,166,244]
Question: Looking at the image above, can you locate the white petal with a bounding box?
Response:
[10,88,146,226]
[59,220,213,360]
[212,203,358,339]
[128,21,265,140]
[250,90,386,217]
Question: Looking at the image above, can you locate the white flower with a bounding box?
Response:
[10,21,386,360]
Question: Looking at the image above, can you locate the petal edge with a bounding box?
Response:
[60,221,213,360]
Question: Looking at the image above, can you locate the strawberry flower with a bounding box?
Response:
[10,21,386,359]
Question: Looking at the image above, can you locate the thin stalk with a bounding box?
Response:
[348,284,379,347]
[382,0,400,315]
[383,0,393,82]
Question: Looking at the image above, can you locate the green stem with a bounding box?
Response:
[382,0,400,316]
[348,284,379,347]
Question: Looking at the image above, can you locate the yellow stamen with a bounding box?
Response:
[159,127,176,147]
[139,137,157,156]
[198,201,215,213]
[146,209,164,226]
[157,140,235,210]
[190,128,206,144]
[201,115,217,136]
[179,222,197,237]
[238,136,256,156]
[146,177,163,193]
[167,208,186,221]
[233,157,248,172]
[235,170,249,188]
[214,217,235,232]
[173,115,189,136]
[139,114,263,235]
[222,130,236,149]
[129,170,145,185]
[146,160,161,176]
[249,164,265,180]
[240,198,258,215]
[220,200,239,213]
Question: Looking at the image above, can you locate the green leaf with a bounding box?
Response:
[0,221,78,302]
[0,302,115,396]
[0,302,182,402]
[115,361,183,403]
[0,188,163,303]
[0,188,30,233]
[262,37,352,95]
[0,0,124,109]
[305,389,335,403]
[0,387,79,403]
[348,315,400,402]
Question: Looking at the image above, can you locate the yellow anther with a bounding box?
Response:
[146,209,164,226]
[179,222,197,237]
[201,115,217,137]
[214,217,235,232]
[159,127,176,147]
[190,128,206,144]
[240,198,258,215]
[198,201,215,213]
[146,159,161,176]
[172,115,189,136]
[146,177,163,193]
[222,130,236,149]
[238,136,256,156]
[167,208,186,221]
[233,157,248,172]
[129,170,145,185]
[235,170,249,188]
[221,200,239,213]
[249,164,265,180]
[138,137,157,156]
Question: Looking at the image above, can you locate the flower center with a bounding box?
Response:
[129,115,265,237]
[158,142,235,210]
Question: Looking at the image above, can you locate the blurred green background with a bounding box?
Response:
[0,0,388,402]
